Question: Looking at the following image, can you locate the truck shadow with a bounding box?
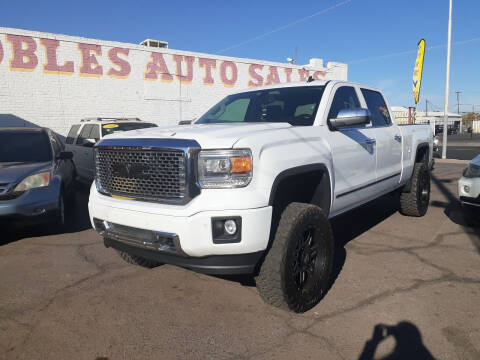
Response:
[328,194,399,292]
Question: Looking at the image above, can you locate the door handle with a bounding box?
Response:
[365,138,376,145]
[394,135,402,142]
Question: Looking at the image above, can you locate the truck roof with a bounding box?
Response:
[230,80,381,95]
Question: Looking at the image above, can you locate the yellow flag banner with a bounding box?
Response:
[412,39,426,105]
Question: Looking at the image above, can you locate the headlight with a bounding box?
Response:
[198,149,252,188]
[14,172,51,191]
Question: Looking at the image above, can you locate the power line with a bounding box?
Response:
[348,36,480,64]
[217,0,353,53]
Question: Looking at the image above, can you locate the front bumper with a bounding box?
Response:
[88,187,272,261]
[0,185,60,219]
[458,176,480,207]
[104,237,264,274]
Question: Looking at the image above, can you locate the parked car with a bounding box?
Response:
[458,154,480,224]
[433,135,440,152]
[0,127,75,228]
[88,80,433,312]
[64,118,158,182]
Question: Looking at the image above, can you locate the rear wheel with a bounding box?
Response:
[400,162,430,217]
[116,250,161,268]
[256,202,334,313]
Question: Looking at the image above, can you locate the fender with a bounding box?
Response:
[268,164,332,216]
[403,142,430,193]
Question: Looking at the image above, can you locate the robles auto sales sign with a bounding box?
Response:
[0,33,333,89]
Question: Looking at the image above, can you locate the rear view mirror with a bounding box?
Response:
[82,138,96,147]
[330,108,371,130]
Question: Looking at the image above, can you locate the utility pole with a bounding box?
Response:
[456,91,461,114]
[425,99,428,117]
[442,0,453,159]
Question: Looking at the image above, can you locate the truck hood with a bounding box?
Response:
[102,123,293,148]
[0,161,52,184]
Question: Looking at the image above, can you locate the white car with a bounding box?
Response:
[64,118,157,182]
[88,80,433,312]
[458,154,480,221]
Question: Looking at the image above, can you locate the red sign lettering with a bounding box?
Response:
[198,58,216,85]
[40,38,74,75]
[220,61,237,88]
[298,69,310,81]
[265,66,280,85]
[144,53,173,82]
[283,68,292,82]
[248,64,263,87]
[6,35,38,72]
[78,43,102,77]
[107,48,131,79]
[173,55,194,84]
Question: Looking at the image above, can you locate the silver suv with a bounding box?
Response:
[65,118,157,182]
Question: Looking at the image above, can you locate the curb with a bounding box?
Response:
[435,158,469,164]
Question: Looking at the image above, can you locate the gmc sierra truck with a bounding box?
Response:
[88,80,433,313]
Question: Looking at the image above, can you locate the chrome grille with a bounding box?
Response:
[95,147,186,202]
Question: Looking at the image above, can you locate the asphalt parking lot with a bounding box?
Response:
[435,133,480,160]
[1,162,479,360]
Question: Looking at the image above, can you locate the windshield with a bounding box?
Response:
[463,164,480,178]
[101,122,158,136]
[0,132,52,162]
[196,86,325,126]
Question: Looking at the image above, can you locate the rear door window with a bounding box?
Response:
[66,125,80,144]
[361,89,392,126]
[90,125,100,141]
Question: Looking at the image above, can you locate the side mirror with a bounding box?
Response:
[58,151,73,160]
[178,120,193,125]
[330,108,371,130]
[82,138,96,147]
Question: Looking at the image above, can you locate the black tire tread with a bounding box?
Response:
[117,250,160,268]
[400,162,429,217]
[256,202,333,312]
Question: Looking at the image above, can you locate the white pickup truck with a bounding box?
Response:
[88,80,433,312]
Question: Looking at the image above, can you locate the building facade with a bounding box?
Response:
[391,106,462,134]
[0,27,348,135]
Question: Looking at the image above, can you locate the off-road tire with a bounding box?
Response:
[117,250,161,268]
[400,162,430,217]
[256,202,334,313]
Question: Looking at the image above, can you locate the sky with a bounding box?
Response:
[1,0,479,112]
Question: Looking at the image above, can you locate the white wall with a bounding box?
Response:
[0,27,348,136]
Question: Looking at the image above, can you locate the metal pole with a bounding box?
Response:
[442,0,453,159]
[456,91,461,114]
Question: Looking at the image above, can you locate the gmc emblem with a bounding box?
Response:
[112,163,150,179]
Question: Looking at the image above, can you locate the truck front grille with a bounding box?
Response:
[95,147,186,202]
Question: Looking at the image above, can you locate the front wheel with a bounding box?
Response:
[116,250,162,268]
[400,162,430,217]
[256,202,334,313]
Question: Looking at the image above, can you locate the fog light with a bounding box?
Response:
[464,185,470,193]
[224,219,237,235]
